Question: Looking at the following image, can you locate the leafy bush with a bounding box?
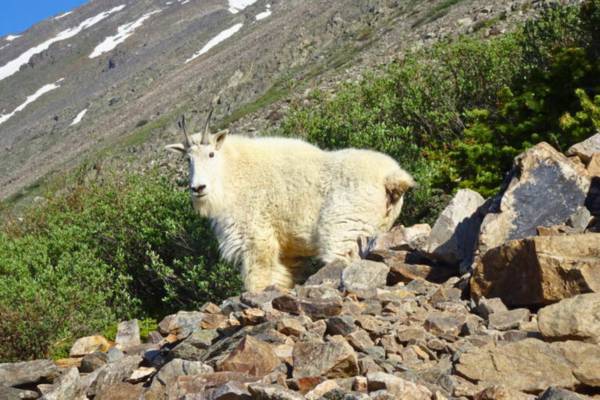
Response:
[0,169,240,361]
[280,0,600,202]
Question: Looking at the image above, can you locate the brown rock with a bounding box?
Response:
[305,379,340,400]
[423,312,466,336]
[276,317,306,337]
[367,372,432,400]
[239,308,267,326]
[174,372,259,398]
[387,262,455,285]
[567,132,600,163]
[471,234,600,307]
[455,338,600,392]
[158,311,204,337]
[474,385,535,400]
[346,329,375,352]
[538,293,600,343]
[70,335,111,357]
[95,383,144,400]
[216,336,280,377]
[292,338,358,379]
[299,297,343,320]
[588,153,600,176]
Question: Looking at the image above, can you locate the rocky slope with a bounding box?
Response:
[2,133,599,399]
[0,0,559,201]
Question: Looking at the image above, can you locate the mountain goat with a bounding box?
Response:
[166,111,415,292]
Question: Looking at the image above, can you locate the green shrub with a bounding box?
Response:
[0,169,240,361]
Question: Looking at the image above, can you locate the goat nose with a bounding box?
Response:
[191,184,206,193]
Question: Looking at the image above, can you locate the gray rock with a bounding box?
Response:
[211,381,252,399]
[538,387,586,400]
[341,260,389,292]
[247,383,304,400]
[426,189,485,267]
[0,386,39,400]
[423,312,466,336]
[538,293,600,343]
[305,260,346,288]
[158,311,204,337]
[360,224,431,256]
[80,352,108,373]
[86,355,142,397]
[326,316,356,336]
[272,295,343,320]
[568,207,593,231]
[473,297,508,319]
[106,348,124,363]
[488,308,530,331]
[567,132,600,163]
[479,143,591,253]
[154,358,214,387]
[42,368,82,400]
[115,319,141,350]
[0,360,59,387]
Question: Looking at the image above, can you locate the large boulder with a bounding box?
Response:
[478,143,591,253]
[538,293,600,343]
[425,189,485,268]
[0,360,59,387]
[70,335,111,357]
[567,132,600,163]
[455,338,600,392]
[471,234,600,307]
[115,320,141,351]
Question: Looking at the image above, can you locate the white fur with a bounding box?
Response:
[166,132,415,291]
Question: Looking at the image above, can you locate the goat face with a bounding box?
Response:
[165,129,228,205]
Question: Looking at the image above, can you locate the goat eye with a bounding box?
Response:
[209,152,215,158]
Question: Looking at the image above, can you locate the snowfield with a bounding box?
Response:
[5,35,21,41]
[255,4,272,20]
[228,0,258,14]
[70,108,88,126]
[0,5,126,81]
[55,11,73,20]
[89,10,161,58]
[0,79,64,125]
[185,23,243,63]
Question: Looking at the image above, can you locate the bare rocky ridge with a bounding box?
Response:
[2,133,599,400]
[0,0,570,201]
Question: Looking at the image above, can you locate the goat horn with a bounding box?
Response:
[178,115,192,146]
[201,107,213,145]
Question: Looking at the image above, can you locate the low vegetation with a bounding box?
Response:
[1,0,599,362]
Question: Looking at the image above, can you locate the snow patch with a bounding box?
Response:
[0,44,9,51]
[0,5,126,81]
[185,23,243,63]
[70,108,87,126]
[0,79,64,125]
[55,11,73,20]
[180,0,190,4]
[255,4,271,20]
[5,35,21,41]
[166,1,173,4]
[228,0,258,14]
[89,10,161,58]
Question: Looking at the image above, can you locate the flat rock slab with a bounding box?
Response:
[341,260,389,292]
[292,338,358,379]
[0,359,59,387]
[158,311,204,337]
[456,338,600,392]
[538,293,600,343]
[479,142,591,254]
[216,336,280,377]
[471,234,600,307]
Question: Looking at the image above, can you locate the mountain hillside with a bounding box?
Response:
[0,0,547,200]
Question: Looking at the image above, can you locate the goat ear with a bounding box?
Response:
[165,143,186,154]
[214,129,228,150]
